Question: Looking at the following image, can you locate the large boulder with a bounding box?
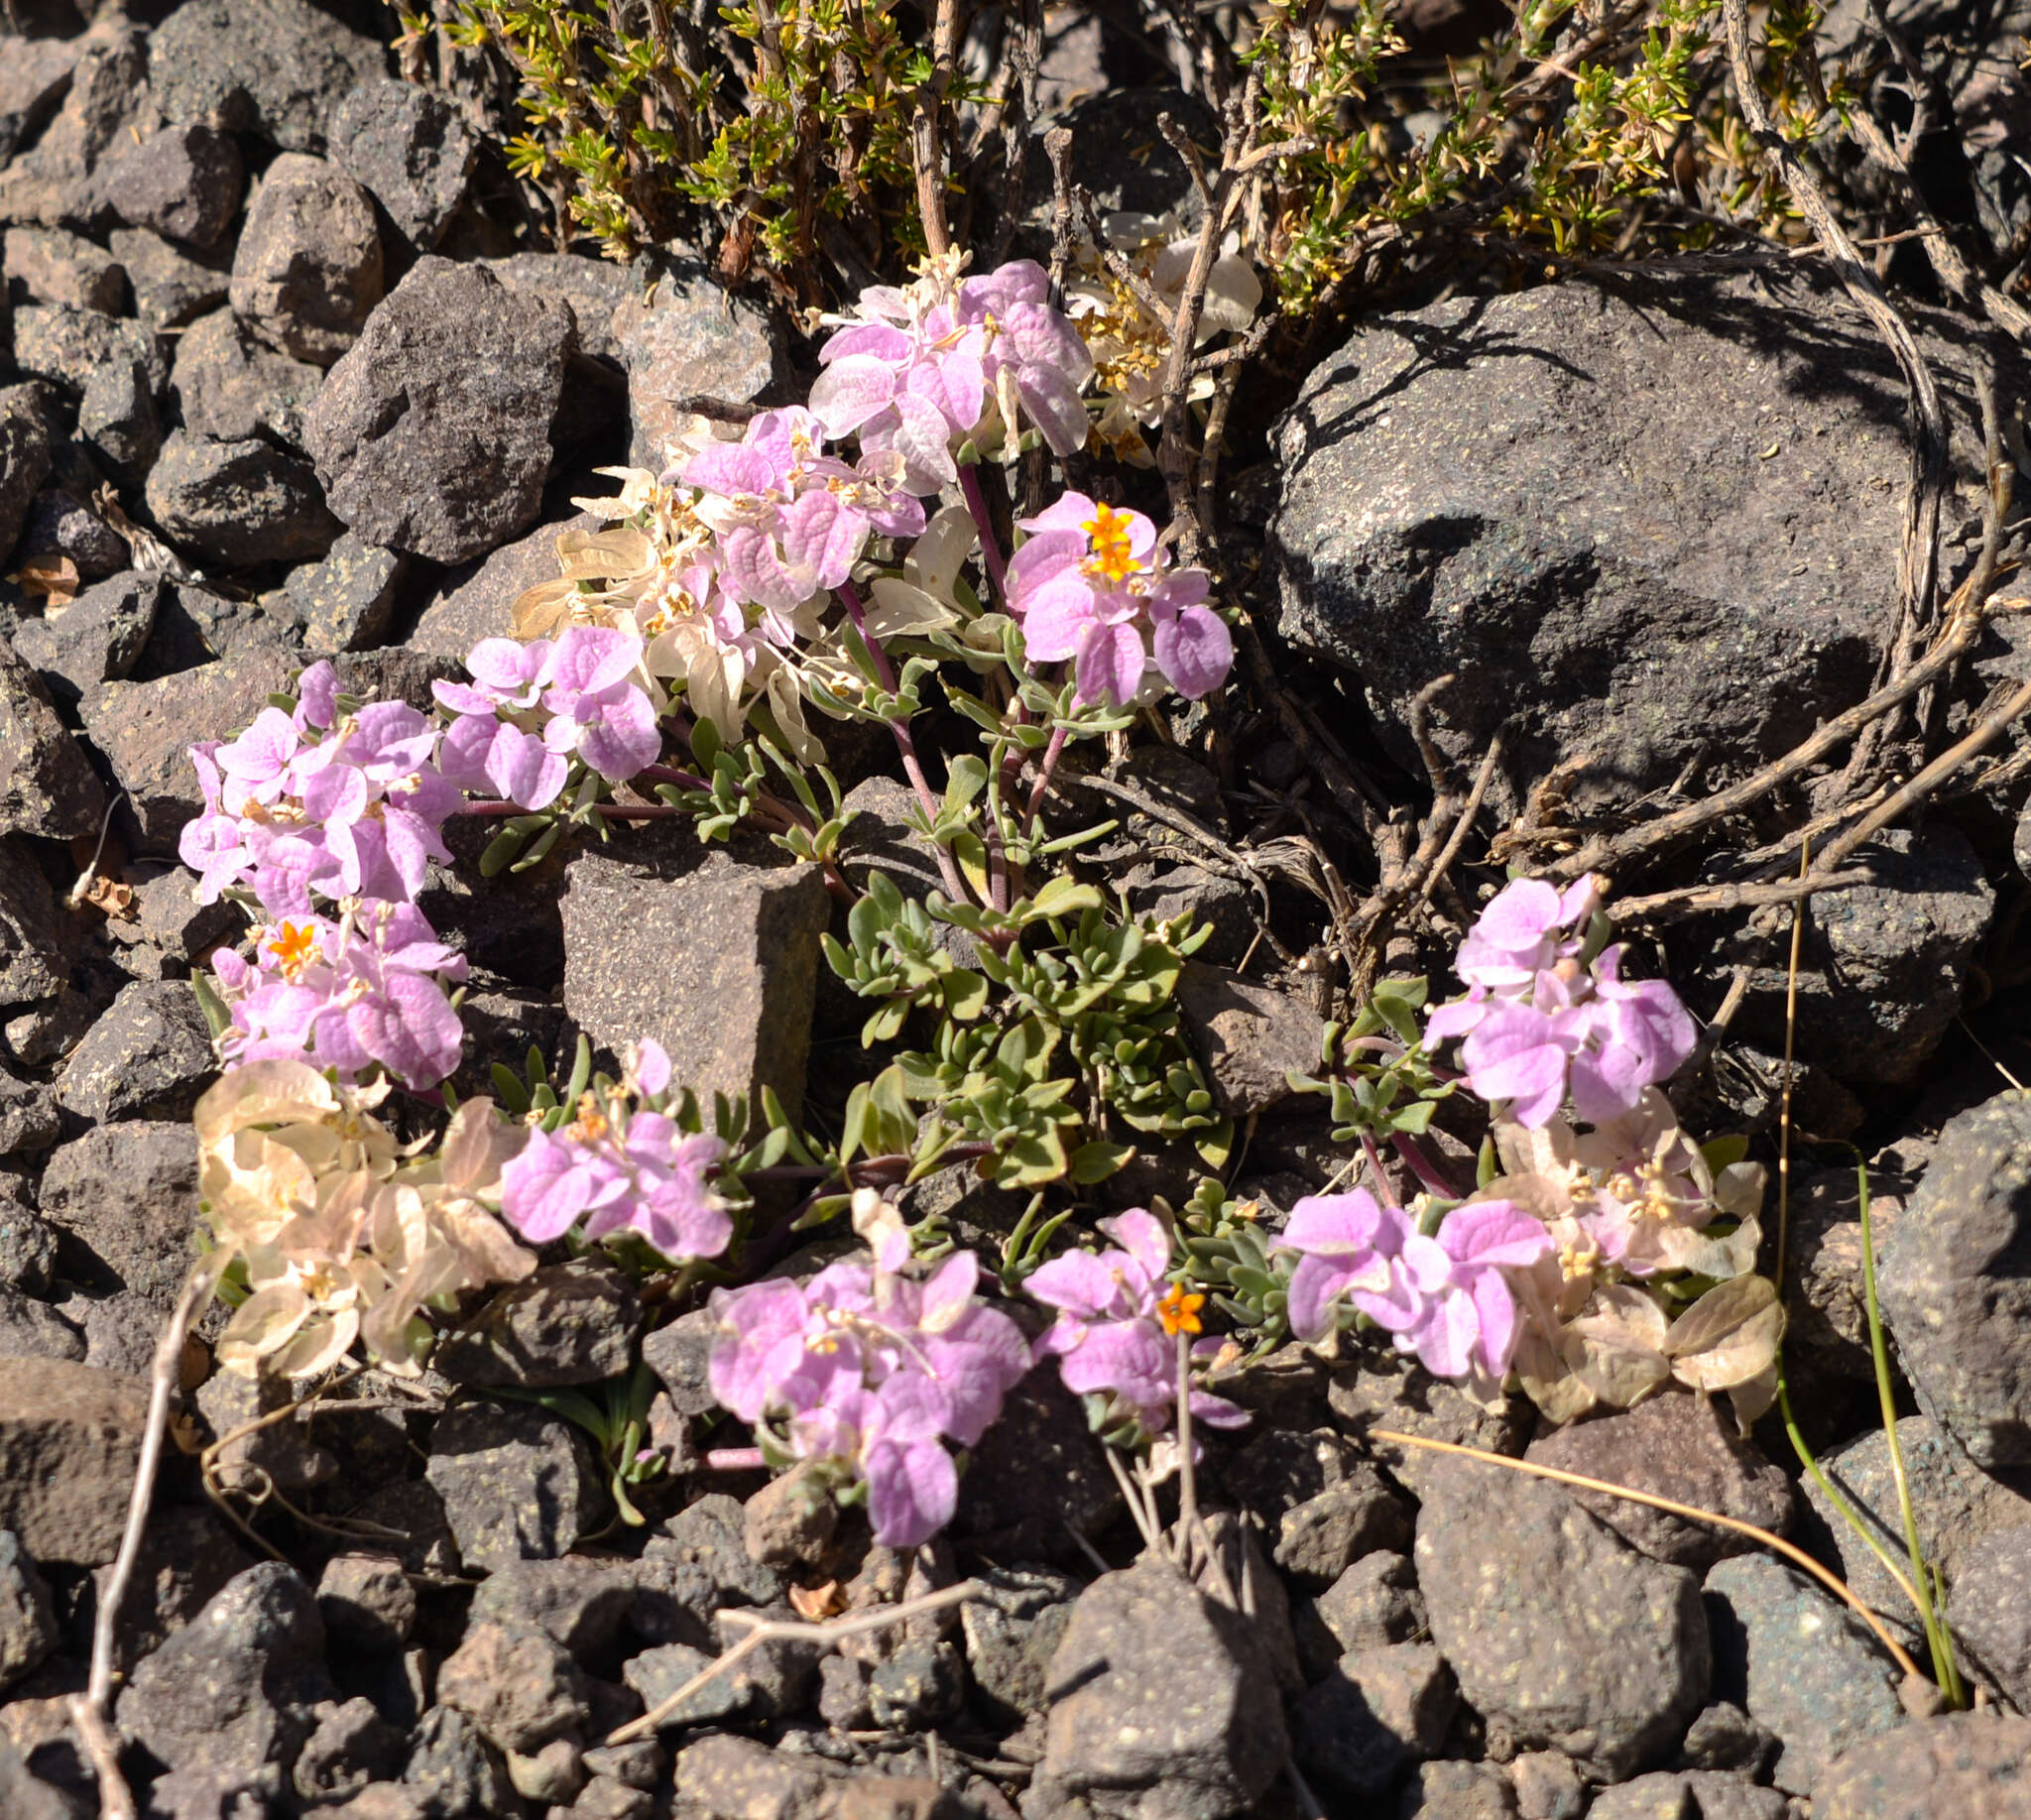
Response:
[148,0,390,154]
[304,258,572,563]
[1270,270,1994,819]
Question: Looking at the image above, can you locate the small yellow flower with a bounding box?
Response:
[1157,1280,1206,1337]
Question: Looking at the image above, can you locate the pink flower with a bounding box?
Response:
[502,1101,731,1263]
[1278,1189,1390,1342]
[1006,492,1231,705]
[956,259,1095,457]
[1027,1209,1246,1438]
[538,626,662,782]
[211,903,468,1089]
[706,1249,1030,1547]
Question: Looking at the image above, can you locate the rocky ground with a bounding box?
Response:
[2,0,2031,1818]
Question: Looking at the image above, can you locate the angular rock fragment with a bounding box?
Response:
[229,152,384,364]
[149,0,390,155]
[0,1358,149,1564]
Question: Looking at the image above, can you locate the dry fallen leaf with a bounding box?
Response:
[10,555,79,607]
[788,1579,847,1622]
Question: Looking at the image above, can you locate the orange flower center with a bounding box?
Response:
[1157,1280,1205,1337]
[264,921,318,980]
[1081,504,1140,587]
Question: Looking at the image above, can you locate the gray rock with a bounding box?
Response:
[0,1060,60,1158]
[403,1703,519,1819]
[0,22,155,232]
[170,306,325,447]
[1706,827,1994,1086]
[130,866,238,965]
[423,1396,604,1573]
[621,1639,754,1727]
[435,1620,594,1755]
[0,1285,83,1362]
[469,1555,635,1665]
[559,849,830,1123]
[1703,1554,1903,1794]
[644,1492,786,1611]
[116,1561,334,1777]
[506,1733,584,1804]
[1414,1452,1710,1778]
[1176,961,1324,1116]
[610,263,776,469]
[407,510,599,657]
[55,980,214,1124]
[1222,1424,1414,1588]
[952,1352,1123,1562]
[1037,1557,1288,1820]
[1522,1392,1797,1570]
[870,1638,963,1731]
[1588,1772,1787,1820]
[78,357,163,481]
[316,1552,417,1656]
[285,531,406,653]
[1294,1640,1456,1799]
[305,256,571,562]
[670,1735,849,1820]
[149,0,390,154]
[641,1307,718,1417]
[1811,1710,2031,1819]
[0,1734,69,1820]
[1398,1759,1519,1819]
[0,385,54,564]
[1880,1092,2031,1467]
[1507,1752,1584,1820]
[742,1464,838,1569]
[99,123,244,250]
[3,223,125,312]
[0,646,103,840]
[1945,1520,2031,1710]
[78,642,296,844]
[0,1530,57,1692]
[11,303,166,396]
[1327,1353,1533,1499]
[1309,1549,1428,1662]
[961,1564,1080,1724]
[1675,1701,1779,1777]
[572,1773,654,1819]
[433,1259,644,1390]
[1269,271,1961,822]
[488,253,638,365]
[295,1695,409,1805]
[195,1368,338,1495]
[0,839,63,1004]
[230,153,384,365]
[330,80,478,252]
[3,985,93,1068]
[0,1196,59,1293]
[60,1285,171,1377]
[1781,1167,1912,1380]
[0,38,78,168]
[144,429,341,569]
[1801,1414,2031,1636]
[19,483,127,581]
[581,1739,663,1792]
[109,228,229,331]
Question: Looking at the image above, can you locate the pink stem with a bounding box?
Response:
[959,463,1011,607]
[1025,723,1070,824]
[705,1447,767,1472]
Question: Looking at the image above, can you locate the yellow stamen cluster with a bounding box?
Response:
[1081,503,1141,587]
[569,1093,609,1143]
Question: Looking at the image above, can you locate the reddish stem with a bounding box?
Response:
[959,463,1011,607]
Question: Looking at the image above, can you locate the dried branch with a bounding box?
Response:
[908,0,964,259]
[609,1577,987,1745]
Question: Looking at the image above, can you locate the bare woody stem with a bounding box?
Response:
[908,0,962,258]
[958,462,1012,608]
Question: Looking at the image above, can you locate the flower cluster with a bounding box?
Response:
[1006,493,1233,705]
[707,1248,1030,1546]
[1423,878,1696,1128]
[500,1040,731,1265]
[197,1060,534,1378]
[180,666,458,918]
[1027,1209,1247,1439]
[1279,1189,1553,1384]
[210,902,467,1091]
[809,255,1095,487]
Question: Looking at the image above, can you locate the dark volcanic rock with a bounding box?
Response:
[1703,1554,1903,1795]
[12,302,166,397]
[1270,270,1985,820]
[1176,961,1325,1117]
[305,258,572,563]
[433,1259,644,1390]
[0,841,62,1005]
[79,356,163,481]
[144,429,342,569]
[3,223,125,312]
[11,571,160,710]
[286,532,406,653]
[408,510,598,658]
[38,1120,199,1305]
[0,22,156,232]
[610,263,776,468]
[170,306,325,447]
[435,1620,593,1756]
[149,0,390,154]
[1035,1557,1288,1820]
[1947,1521,2031,1713]
[1414,1451,1710,1778]
[109,228,230,331]
[56,980,215,1124]
[1294,1640,1457,1800]
[99,122,244,250]
[0,1357,148,1564]
[1523,1391,1798,1569]
[1811,1711,2031,1820]
[0,645,105,839]
[0,385,54,564]
[330,80,479,252]
[0,39,78,168]
[558,848,830,1121]
[1880,1092,2031,1466]
[229,153,384,365]
[422,1396,604,1573]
